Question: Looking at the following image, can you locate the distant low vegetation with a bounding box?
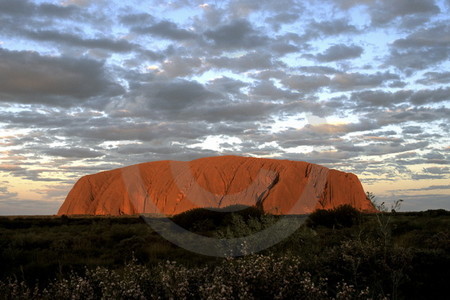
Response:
[305,204,361,229]
[0,206,449,299]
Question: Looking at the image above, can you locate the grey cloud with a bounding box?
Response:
[370,0,439,25]
[280,100,335,118]
[0,0,33,16]
[63,121,211,142]
[118,148,223,165]
[398,185,450,192]
[143,79,219,111]
[409,87,450,105]
[270,42,299,55]
[395,152,418,159]
[412,173,445,180]
[38,3,80,18]
[0,110,76,128]
[204,19,267,50]
[391,156,447,166]
[158,56,203,77]
[0,0,85,33]
[279,137,344,148]
[335,121,381,133]
[25,29,137,52]
[314,44,363,62]
[417,72,450,85]
[250,80,300,100]
[0,0,78,18]
[254,70,288,80]
[308,19,358,37]
[369,130,398,137]
[207,77,247,95]
[402,126,422,134]
[276,121,380,148]
[350,90,412,108]
[389,81,407,88]
[360,135,404,144]
[0,48,124,105]
[58,164,125,176]
[43,148,104,158]
[281,74,331,93]
[387,48,450,73]
[283,150,354,165]
[374,107,450,127]
[334,144,365,153]
[0,163,61,183]
[208,123,261,137]
[299,66,340,74]
[426,159,450,165]
[0,130,54,151]
[191,3,225,28]
[133,20,196,40]
[423,152,446,160]
[331,72,399,91]
[423,167,450,174]
[120,13,154,25]
[387,23,450,71]
[63,0,95,7]
[208,52,284,72]
[192,101,280,123]
[116,144,181,155]
[227,0,303,18]
[392,24,450,49]
[364,141,429,156]
[0,186,18,200]
[266,12,299,31]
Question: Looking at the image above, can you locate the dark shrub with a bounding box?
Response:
[171,205,264,232]
[424,209,450,217]
[306,205,361,229]
[60,214,69,224]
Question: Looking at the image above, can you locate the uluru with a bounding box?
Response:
[58,156,376,216]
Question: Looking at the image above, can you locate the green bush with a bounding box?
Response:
[306,205,361,229]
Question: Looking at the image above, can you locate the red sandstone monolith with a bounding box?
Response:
[58,156,376,215]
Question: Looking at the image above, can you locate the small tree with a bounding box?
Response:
[369,192,403,256]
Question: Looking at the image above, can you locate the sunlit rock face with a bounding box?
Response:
[57,156,376,216]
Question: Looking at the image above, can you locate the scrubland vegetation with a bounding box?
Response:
[0,206,449,299]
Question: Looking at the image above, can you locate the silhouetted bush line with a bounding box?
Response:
[171,205,266,233]
[305,204,362,229]
[0,207,449,299]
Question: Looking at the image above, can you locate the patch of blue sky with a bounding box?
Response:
[195,70,254,85]
[435,0,450,16]
[0,37,55,55]
[149,1,201,24]
[347,4,371,28]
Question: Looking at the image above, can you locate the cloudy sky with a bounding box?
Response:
[0,0,449,215]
